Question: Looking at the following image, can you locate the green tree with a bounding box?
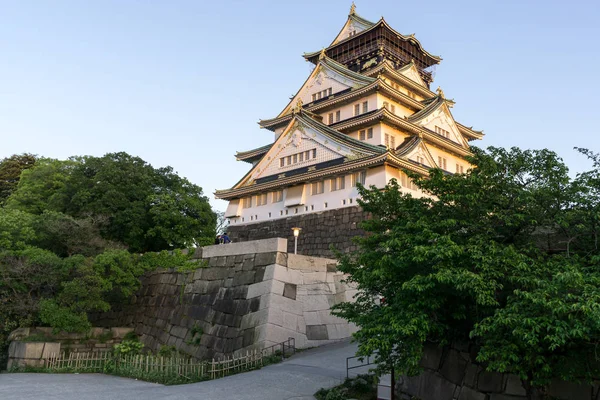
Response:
[0,153,37,205]
[7,152,216,252]
[333,147,600,399]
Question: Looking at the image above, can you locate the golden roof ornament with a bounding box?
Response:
[436,86,445,99]
[292,98,303,114]
[319,48,326,60]
[349,2,356,15]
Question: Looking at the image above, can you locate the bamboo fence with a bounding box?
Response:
[43,340,295,382]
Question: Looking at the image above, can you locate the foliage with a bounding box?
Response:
[333,147,600,396]
[39,299,91,334]
[0,153,37,205]
[315,375,377,400]
[123,331,139,342]
[7,152,215,252]
[0,151,217,369]
[158,345,178,357]
[187,323,204,346]
[113,340,144,356]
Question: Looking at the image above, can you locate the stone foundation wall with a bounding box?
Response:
[396,341,597,400]
[227,206,369,258]
[92,239,356,360]
[7,327,133,369]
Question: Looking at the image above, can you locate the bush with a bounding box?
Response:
[113,340,143,356]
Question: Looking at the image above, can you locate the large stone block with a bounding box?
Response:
[254,252,278,267]
[306,325,329,340]
[477,370,504,393]
[420,343,444,370]
[247,280,273,299]
[398,371,456,400]
[504,374,526,396]
[440,349,469,385]
[458,386,487,400]
[548,379,592,400]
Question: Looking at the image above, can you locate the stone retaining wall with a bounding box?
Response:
[92,238,356,360]
[7,327,133,369]
[227,206,369,258]
[396,341,597,400]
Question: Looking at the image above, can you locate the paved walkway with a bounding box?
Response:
[0,339,371,400]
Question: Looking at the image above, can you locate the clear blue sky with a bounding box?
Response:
[1,0,599,211]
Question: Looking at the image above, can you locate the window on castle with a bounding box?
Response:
[317,92,322,100]
[456,164,464,174]
[273,190,283,203]
[416,156,425,165]
[242,197,253,208]
[311,94,316,102]
[390,135,396,149]
[335,110,341,122]
[256,193,268,206]
[354,104,360,116]
[390,104,396,114]
[408,90,417,99]
[328,113,333,124]
[281,149,315,167]
[328,88,332,96]
[383,101,389,110]
[359,130,366,141]
[311,181,325,195]
[384,133,390,148]
[367,127,373,139]
[331,176,345,191]
[362,101,368,113]
[438,156,447,170]
[351,171,367,187]
[435,126,450,139]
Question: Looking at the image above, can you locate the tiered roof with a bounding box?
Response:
[217,5,483,202]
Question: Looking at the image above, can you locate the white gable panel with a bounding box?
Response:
[402,140,436,168]
[417,106,469,148]
[296,65,362,106]
[331,19,372,46]
[247,121,362,184]
[399,64,427,87]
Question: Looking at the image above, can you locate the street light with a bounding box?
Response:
[291,227,302,254]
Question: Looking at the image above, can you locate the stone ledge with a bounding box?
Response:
[202,238,287,258]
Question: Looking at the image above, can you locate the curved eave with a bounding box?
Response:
[304,18,441,66]
[407,96,445,122]
[332,108,472,157]
[296,112,386,155]
[235,144,272,163]
[260,79,424,131]
[215,152,427,200]
[457,123,484,141]
[363,60,435,98]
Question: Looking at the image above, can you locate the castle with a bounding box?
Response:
[216,5,483,257]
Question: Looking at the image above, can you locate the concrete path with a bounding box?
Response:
[0,339,372,400]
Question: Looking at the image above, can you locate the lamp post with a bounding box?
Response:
[291,227,302,254]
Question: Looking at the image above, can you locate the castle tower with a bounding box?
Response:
[215,5,483,256]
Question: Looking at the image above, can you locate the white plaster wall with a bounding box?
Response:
[318,92,378,126]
